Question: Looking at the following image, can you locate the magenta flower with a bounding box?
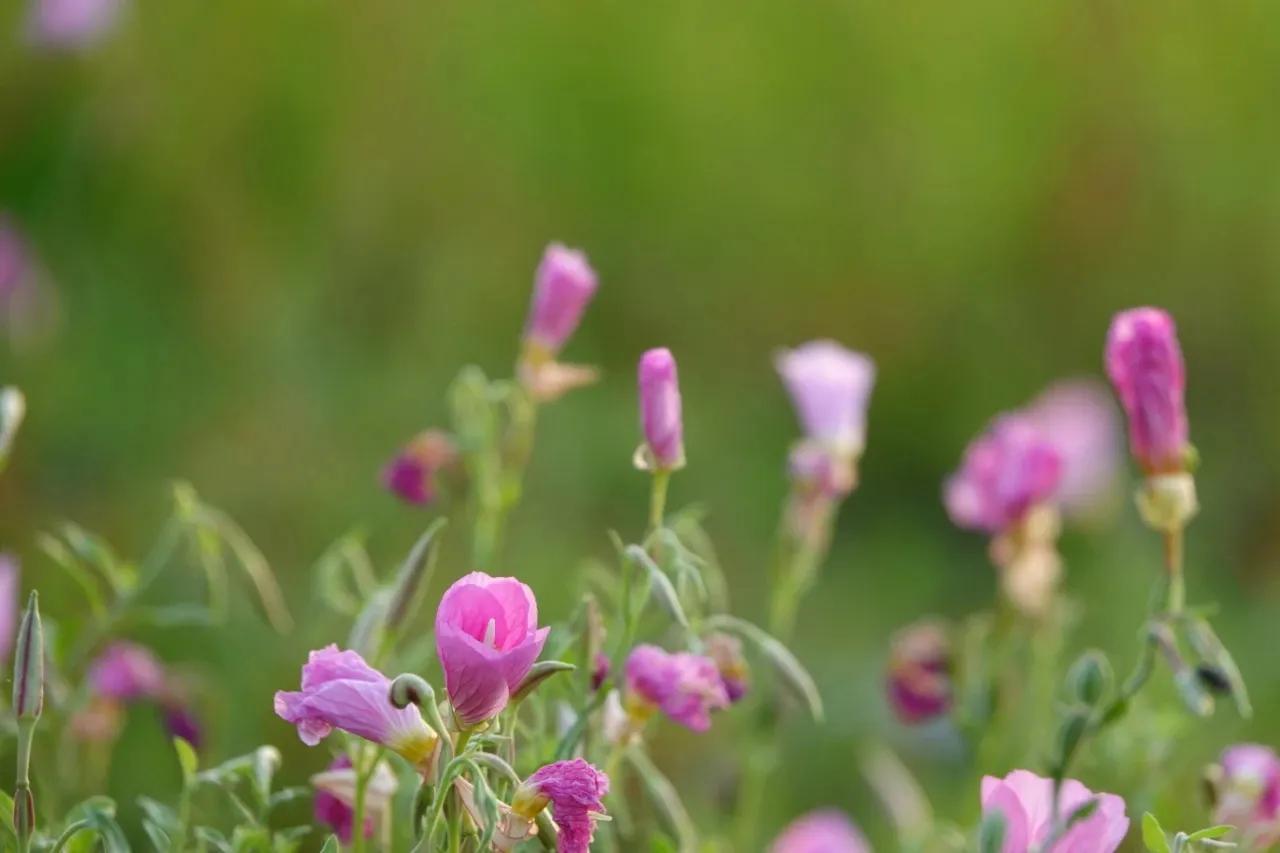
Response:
[637,348,685,470]
[435,572,550,728]
[0,554,18,663]
[776,341,876,455]
[886,620,951,724]
[274,645,439,770]
[1105,307,1189,474]
[513,759,610,853]
[981,770,1129,852]
[770,809,870,853]
[590,653,610,692]
[624,644,729,732]
[312,756,374,843]
[524,244,598,355]
[160,702,202,749]
[1213,744,1280,847]
[944,414,1063,534]
[88,642,165,701]
[381,430,456,506]
[26,0,123,48]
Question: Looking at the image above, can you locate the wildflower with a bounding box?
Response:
[274,645,439,772]
[512,759,610,853]
[160,701,202,749]
[26,0,123,48]
[523,244,598,356]
[1105,308,1189,475]
[1023,379,1121,519]
[88,641,165,701]
[944,414,1062,535]
[776,340,876,458]
[637,348,685,471]
[886,620,951,724]
[624,644,729,732]
[0,554,18,662]
[704,632,750,704]
[435,572,550,728]
[770,809,870,853]
[590,653,610,692]
[312,755,398,844]
[381,430,457,506]
[1210,744,1280,848]
[981,769,1129,852]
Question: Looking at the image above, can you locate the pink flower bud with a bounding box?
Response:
[770,809,869,853]
[886,620,951,724]
[274,645,439,771]
[524,244,598,355]
[624,644,728,732]
[1023,380,1121,519]
[434,572,550,728]
[88,641,165,701]
[590,653,610,692]
[26,0,123,48]
[776,341,876,455]
[514,759,610,853]
[944,414,1062,534]
[637,348,685,470]
[381,430,457,506]
[1213,744,1280,848]
[1105,307,1189,474]
[0,555,19,664]
[981,770,1129,852]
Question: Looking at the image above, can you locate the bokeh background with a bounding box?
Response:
[2,0,1280,848]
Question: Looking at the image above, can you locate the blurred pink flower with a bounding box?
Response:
[1214,743,1280,847]
[1105,307,1189,474]
[770,808,870,853]
[435,572,549,728]
[705,631,750,704]
[886,620,951,724]
[1024,379,1121,519]
[981,769,1129,852]
[88,641,164,701]
[776,340,876,455]
[312,756,375,843]
[27,0,123,48]
[0,554,18,663]
[624,644,728,732]
[274,645,438,770]
[515,759,610,853]
[638,348,685,470]
[524,244,598,355]
[0,217,58,347]
[381,430,456,506]
[944,414,1063,534]
[590,653,610,692]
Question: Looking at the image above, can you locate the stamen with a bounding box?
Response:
[483,618,497,648]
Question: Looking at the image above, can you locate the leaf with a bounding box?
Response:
[196,827,234,853]
[1186,825,1235,842]
[0,790,16,843]
[1143,813,1172,853]
[385,519,448,635]
[174,736,199,783]
[318,836,340,853]
[977,811,1006,853]
[136,797,179,834]
[141,819,171,852]
[511,660,576,703]
[627,749,698,851]
[272,826,313,852]
[704,614,824,721]
[625,546,689,630]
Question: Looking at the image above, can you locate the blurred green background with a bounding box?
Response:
[2,0,1280,847]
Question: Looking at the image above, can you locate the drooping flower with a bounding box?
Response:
[637,348,685,470]
[776,341,876,456]
[1211,743,1280,848]
[1105,308,1189,475]
[523,244,598,356]
[704,632,750,704]
[274,645,439,771]
[770,808,870,853]
[435,572,550,728]
[590,653,611,692]
[0,554,19,663]
[88,642,165,701]
[624,644,729,732]
[886,620,951,724]
[312,755,398,843]
[381,430,457,506]
[512,759,610,853]
[981,769,1129,853]
[1023,379,1121,519]
[26,0,123,48]
[944,414,1063,535]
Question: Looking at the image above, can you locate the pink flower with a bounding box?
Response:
[88,642,165,701]
[274,645,438,770]
[1023,380,1121,518]
[624,644,729,732]
[26,0,123,48]
[886,620,951,724]
[514,759,610,853]
[638,348,685,470]
[0,554,18,663]
[312,756,375,843]
[981,770,1129,853]
[770,809,870,853]
[944,414,1063,534]
[381,430,456,506]
[1105,308,1189,474]
[590,653,610,692]
[524,244,598,355]
[1214,744,1280,847]
[161,702,202,749]
[435,572,550,728]
[776,341,876,455]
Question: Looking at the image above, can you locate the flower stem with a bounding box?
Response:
[648,469,670,535]
[351,749,372,853]
[1164,527,1185,615]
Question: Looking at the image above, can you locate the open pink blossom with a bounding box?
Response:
[638,348,685,470]
[1105,307,1189,474]
[944,414,1063,534]
[274,645,438,770]
[981,769,1129,853]
[0,554,18,663]
[88,641,165,701]
[770,809,869,853]
[514,759,610,853]
[776,341,876,455]
[524,244,598,355]
[435,572,550,728]
[624,644,729,732]
[1214,743,1280,847]
[1023,380,1121,518]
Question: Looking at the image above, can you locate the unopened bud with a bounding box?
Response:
[1066,650,1113,707]
[13,787,34,840]
[12,591,43,720]
[389,673,434,710]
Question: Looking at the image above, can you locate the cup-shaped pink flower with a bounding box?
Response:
[0,554,18,663]
[88,641,165,701]
[435,572,550,728]
[512,759,610,853]
[524,244,598,355]
[776,341,876,455]
[944,414,1063,534]
[981,769,1129,853]
[1213,744,1280,847]
[770,809,870,853]
[1105,308,1189,475]
[886,620,951,724]
[638,348,685,470]
[624,644,729,732]
[26,0,123,48]
[274,645,438,771]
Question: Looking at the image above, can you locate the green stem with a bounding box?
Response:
[15,719,34,853]
[350,746,379,853]
[648,470,671,535]
[1164,527,1185,615]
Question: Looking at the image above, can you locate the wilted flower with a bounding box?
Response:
[1105,307,1189,475]
[704,632,750,704]
[776,340,876,456]
[381,430,457,506]
[435,572,550,728]
[590,653,610,692]
[312,755,398,844]
[26,0,123,48]
[1210,743,1280,848]
[886,620,951,724]
[624,644,729,732]
[523,244,598,356]
[981,770,1129,852]
[512,759,610,853]
[160,702,202,749]
[274,645,439,772]
[88,642,165,701]
[0,555,18,662]
[1023,379,1121,519]
[770,808,870,853]
[637,348,685,471]
[944,414,1062,535]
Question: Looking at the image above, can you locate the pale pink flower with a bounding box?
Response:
[27,0,123,48]
[770,809,869,853]
[1105,307,1189,474]
[776,341,876,455]
[638,348,684,470]
[88,641,164,701]
[624,644,728,732]
[1023,379,1121,518]
[0,555,18,663]
[981,769,1129,852]
[1214,743,1280,848]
